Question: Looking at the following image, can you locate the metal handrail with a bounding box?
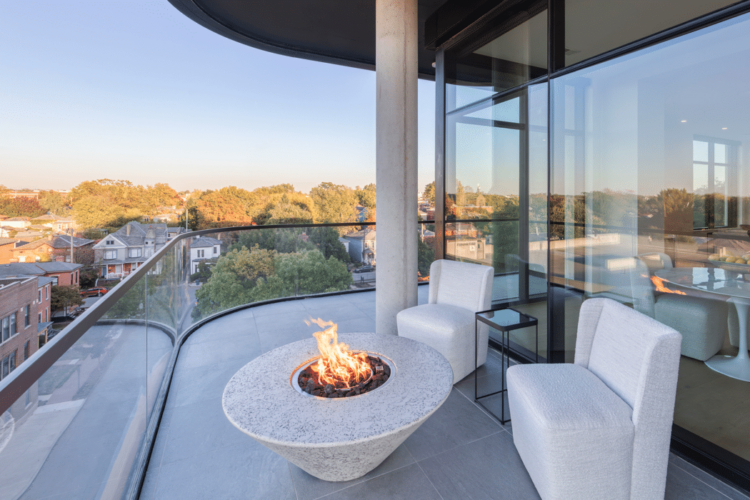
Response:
[0,220,405,415]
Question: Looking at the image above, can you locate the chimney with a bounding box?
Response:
[126,224,131,236]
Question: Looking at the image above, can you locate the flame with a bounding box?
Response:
[305,318,371,388]
[650,276,686,295]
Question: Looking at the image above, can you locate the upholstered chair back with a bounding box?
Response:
[574,298,682,499]
[629,258,657,318]
[428,260,494,313]
[638,252,674,273]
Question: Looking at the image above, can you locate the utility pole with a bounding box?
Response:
[69,228,74,264]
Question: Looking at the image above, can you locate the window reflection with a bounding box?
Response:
[445,4,547,112]
[551,12,750,461]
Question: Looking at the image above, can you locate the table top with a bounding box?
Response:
[476,308,538,331]
[655,267,750,300]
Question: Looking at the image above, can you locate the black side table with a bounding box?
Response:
[475,308,538,424]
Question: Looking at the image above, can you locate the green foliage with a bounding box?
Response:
[79,268,98,289]
[70,179,183,229]
[193,247,352,320]
[355,184,376,209]
[423,182,435,203]
[492,220,519,272]
[0,197,46,217]
[51,285,83,313]
[229,228,312,254]
[251,251,352,301]
[193,246,276,318]
[310,182,359,226]
[418,236,435,278]
[38,191,69,215]
[307,227,351,263]
[105,281,145,320]
[189,261,214,283]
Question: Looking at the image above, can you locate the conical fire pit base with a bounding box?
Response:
[223,333,453,482]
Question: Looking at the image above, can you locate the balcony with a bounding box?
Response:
[137,290,748,500]
[0,225,746,499]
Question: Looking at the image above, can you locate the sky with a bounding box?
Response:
[0,0,435,194]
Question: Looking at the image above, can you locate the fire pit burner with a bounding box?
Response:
[292,353,395,398]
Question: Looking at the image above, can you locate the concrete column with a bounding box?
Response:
[375,0,418,335]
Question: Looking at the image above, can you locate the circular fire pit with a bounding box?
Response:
[222,333,453,482]
[291,354,396,398]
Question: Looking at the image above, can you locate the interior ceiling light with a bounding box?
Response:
[681,120,687,123]
[722,127,728,130]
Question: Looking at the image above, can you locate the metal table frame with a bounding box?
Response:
[474,307,538,425]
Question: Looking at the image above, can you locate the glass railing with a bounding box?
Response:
[0,221,435,500]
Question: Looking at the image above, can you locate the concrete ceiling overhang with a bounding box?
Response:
[167,0,448,80]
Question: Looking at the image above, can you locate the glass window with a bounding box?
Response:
[38,289,42,302]
[563,0,738,67]
[24,341,29,360]
[1,317,8,342]
[550,11,750,461]
[128,248,142,258]
[24,305,30,328]
[445,5,547,112]
[9,314,15,337]
[105,250,116,260]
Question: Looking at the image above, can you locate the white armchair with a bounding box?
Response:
[630,254,727,361]
[508,298,682,500]
[397,259,493,383]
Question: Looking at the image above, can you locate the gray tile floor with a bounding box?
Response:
[141,289,750,500]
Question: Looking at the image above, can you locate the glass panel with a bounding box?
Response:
[0,279,149,498]
[563,0,738,66]
[693,140,709,162]
[445,7,547,112]
[551,12,750,461]
[715,143,727,164]
[418,222,437,282]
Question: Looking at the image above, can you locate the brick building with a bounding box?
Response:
[9,235,94,264]
[0,277,39,382]
[0,238,15,264]
[0,262,82,286]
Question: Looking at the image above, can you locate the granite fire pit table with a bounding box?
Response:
[222,333,453,482]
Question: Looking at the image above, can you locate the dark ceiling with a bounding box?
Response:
[168,0,448,80]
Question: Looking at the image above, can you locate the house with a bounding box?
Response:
[343,228,376,265]
[31,214,77,233]
[0,226,16,238]
[3,217,30,229]
[9,235,94,263]
[189,236,222,274]
[0,238,15,264]
[0,262,82,287]
[93,221,187,278]
[0,276,41,382]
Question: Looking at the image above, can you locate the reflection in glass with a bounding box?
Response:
[551,12,750,461]
[563,0,737,66]
[445,6,547,112]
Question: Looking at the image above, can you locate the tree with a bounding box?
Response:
[0,197,46,217]
[307,227,351,263]
[251,251,352,301]
[39,191,69,215]
[418,236,435,279]
[230,228,313,255]
[79,268,98,289]
[355,184,376,209]
[310,182,359,226]
[193,246,276,318]
[51,285,83,316]
[189,261,213,283]
[423,182,435,204]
